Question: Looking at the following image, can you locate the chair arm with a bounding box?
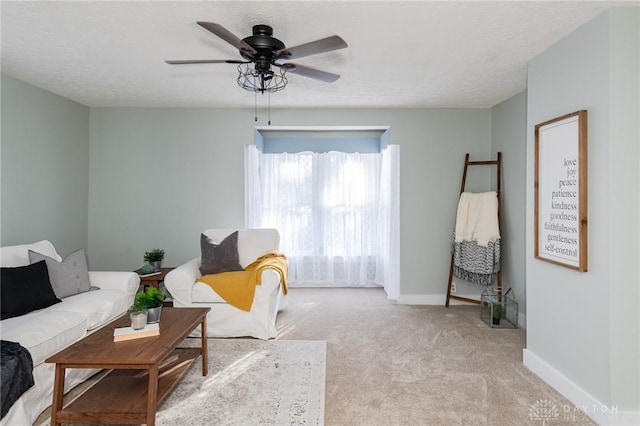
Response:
[248,268,285,327]
[89,271,139,296]
[260,268,283,292]
[164,258,200,305]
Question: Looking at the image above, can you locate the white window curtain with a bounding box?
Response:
[376,145,400,299]
[245,145,400,297]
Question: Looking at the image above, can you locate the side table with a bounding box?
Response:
[138,267,174,290]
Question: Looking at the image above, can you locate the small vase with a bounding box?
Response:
[146,306,162,323]
[150,260,162,272]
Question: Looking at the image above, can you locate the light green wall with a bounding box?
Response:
[88,108,252,271]
[0,74,89,259]
[0,74,495,300]
[525,8,639,415]
[491,91,527,320]
[607,7,639,412]
[88,107,491,299]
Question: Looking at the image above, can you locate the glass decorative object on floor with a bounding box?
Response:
[481,287,518,329]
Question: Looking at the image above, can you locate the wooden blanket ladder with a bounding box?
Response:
[445,152,502,307]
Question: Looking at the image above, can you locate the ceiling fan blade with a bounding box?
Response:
[165,59,245,65]
[276,35,347,60]
[281,63,340,83]
[197,21,257,55]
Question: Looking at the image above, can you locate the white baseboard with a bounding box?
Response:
[396,294,447,305]
[523,349,639,425]
[397,293,527,328]
[397,293,482,305]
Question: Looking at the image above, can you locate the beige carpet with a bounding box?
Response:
[275,287,596,426]
[36,287,596,426]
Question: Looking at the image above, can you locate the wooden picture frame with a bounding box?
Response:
[534,110,588,271]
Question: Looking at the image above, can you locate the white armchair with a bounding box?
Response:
[164,228,287,340]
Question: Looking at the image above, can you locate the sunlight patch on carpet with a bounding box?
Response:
[156,339,326,426]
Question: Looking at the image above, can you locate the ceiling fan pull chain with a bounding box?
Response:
[268,91,271,126]
[254,91,258,122]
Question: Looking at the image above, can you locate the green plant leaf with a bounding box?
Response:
[129,286,167,310]
[492,304,504,318]
[144,248,165,262]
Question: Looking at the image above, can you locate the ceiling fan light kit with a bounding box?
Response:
[237,63,288,93]
[166,22,347,94]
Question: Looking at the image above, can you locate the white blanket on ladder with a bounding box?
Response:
[454,191,500,246]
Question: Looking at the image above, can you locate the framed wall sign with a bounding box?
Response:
[534,110,588,271]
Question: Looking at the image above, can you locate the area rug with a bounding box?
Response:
[35,339,325,426]
[156,339,326,426]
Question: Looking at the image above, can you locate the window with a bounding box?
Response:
[246,128,399,295]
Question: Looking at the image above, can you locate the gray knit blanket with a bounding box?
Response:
[1,340,34,419]
[452,235,501,285]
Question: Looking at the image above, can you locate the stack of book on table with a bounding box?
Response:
[134,267,161,278]
[113,323,160,342]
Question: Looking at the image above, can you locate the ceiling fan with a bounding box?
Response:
[166,22,348,93]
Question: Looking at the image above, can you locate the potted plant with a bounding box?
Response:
[492,303,504,326]
[129,286,167,323]
[144,248,165,271]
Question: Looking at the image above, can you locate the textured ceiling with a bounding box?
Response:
[1,1,635,109]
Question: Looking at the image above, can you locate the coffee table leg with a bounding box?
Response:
[146,365,159,426]
[51,364,65,426]
[201,317,208,376]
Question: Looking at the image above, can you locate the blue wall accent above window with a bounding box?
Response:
[255,126,390,154]
[263,136,380,153]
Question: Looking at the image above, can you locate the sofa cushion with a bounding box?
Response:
[1,261,61,320]
[28,249,91,299]
[0,310,87,366]
[0,240,62,267]
[44,289,132,330]
[199,231,244,275]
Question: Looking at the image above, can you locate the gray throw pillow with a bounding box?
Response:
[28,248,91,299]
[199,231,244,275]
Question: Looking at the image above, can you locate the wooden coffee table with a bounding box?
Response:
[46,307,210,426]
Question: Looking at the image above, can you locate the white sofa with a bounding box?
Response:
[0,240,139,426]
[164,228,287,340]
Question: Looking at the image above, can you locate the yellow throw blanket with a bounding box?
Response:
[197,252,288,312]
